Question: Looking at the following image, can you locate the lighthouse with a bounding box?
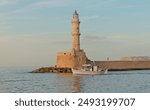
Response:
[72,10,80,51]
[56,10,88,68]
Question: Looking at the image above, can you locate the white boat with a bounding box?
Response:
[72,65,107,75]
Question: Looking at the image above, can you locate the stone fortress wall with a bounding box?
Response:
[56,51,74,68]
[94,61,150,70]
[56,10,88,68]
[56,49,87,68]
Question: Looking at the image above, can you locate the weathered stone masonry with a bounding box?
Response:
[56,10,88,68]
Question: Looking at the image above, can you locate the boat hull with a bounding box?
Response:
[72,69,106,75]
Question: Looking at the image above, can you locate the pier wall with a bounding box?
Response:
[32,61,150,73]
[95,61,150,71]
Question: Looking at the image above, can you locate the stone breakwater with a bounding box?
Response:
[94,61,150,71]
[32,67,72,73]
[31,61,150,73]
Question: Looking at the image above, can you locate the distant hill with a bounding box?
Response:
[120,56,150,61]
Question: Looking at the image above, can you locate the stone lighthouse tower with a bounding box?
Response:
[72,10,80,51]
[56,10,89,68]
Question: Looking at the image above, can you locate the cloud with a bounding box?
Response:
[81,35,108,43]
[81,34,148,47]
[0,20,12,34]
[30,0,67,8]
[81,15,99,21]
[85,0,117,8]
[0,0,17,6]
[13,0,69,13]
[120,4,143,9]
[81,15,111,22]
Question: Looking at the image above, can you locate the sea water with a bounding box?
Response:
[0,66,150,93]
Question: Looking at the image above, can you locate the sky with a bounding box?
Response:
[0,0,150,67]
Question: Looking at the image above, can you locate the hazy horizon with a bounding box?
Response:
[0,0,150,67]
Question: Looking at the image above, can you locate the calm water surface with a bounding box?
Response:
[0,66,150,93]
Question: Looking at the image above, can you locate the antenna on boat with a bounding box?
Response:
[93,61,96,66]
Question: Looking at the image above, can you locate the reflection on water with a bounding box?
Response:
[0,67,150,93]
[56,73,83,93]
